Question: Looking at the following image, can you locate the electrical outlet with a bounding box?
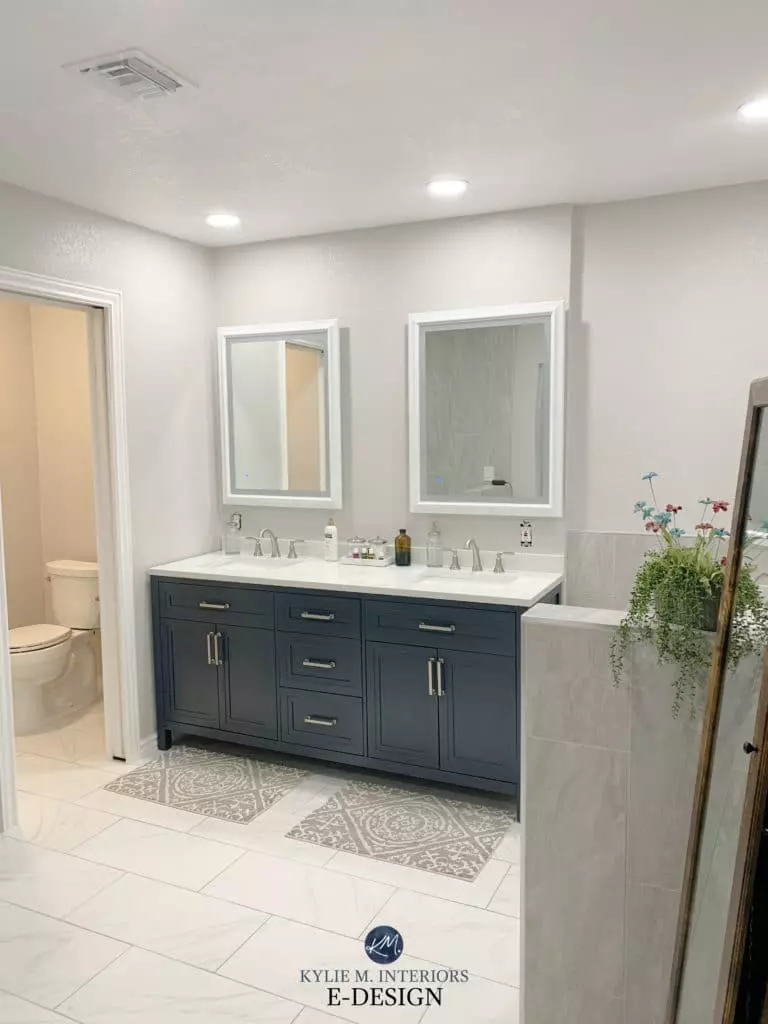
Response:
[229,512,242,531]
[520,520,533,548]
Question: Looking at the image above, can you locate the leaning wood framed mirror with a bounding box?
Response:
[666,376,768,1024]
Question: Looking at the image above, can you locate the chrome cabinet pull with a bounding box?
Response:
[418,622,456,634]
[427,657,436,697]
[303,715,337,727]
[302,659,337,670]
[213,632,223,666]
[300,611,336,622]
[205,632,215,665]
[436,658,445,697]
[199,601,230,610]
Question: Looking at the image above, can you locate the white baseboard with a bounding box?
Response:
[138,733,160,761]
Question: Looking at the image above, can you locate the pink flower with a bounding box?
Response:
[713,500,730,513]
[696,522,714,531]
[721,557,727,566]
[666,504,683,514]
[645,521,660,533]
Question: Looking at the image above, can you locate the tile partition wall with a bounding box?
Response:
[565,530,658,610]
[521,604,762,1024]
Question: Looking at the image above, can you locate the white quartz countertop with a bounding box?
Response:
[522,604,624,628]
[148,552,563,608]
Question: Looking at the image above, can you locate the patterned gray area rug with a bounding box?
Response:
[104,744,307,823]
[286,779,515,880]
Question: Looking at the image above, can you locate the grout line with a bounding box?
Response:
[51,943,132,1014]
[483,861,512,909]
[214,913,272,975]
[195,846,250,893]
[525,732,630,754]
[0,984,83,1024]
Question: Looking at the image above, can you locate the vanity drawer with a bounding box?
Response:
[280,689,364,755]
[277,634,362,696]
[365,598,517,656]
[276,592,361,639]
[157,580,274,628]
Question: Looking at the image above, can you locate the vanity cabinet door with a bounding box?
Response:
[161,619,220,729]
[437,650,517,782]
[366,642,440,768]
[219,625,278,740]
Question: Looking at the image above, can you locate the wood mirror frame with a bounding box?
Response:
[666,376,768,1023]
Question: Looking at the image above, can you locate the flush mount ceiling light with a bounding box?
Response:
[205,212,241,228]
[738,97,768,123]
[427,178,469,199]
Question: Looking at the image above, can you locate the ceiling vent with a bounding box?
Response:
[64,49,193,100]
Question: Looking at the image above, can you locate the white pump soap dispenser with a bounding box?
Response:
[324,518,339,561]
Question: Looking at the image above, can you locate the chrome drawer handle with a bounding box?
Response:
[199,601,230,610]
[303,715,337,727]
[213,632,223,667]
[206,632,215,665]
[427,657,436,697]
[300,611,336,622]
[436,657,445,697]
[418,622,456,633]
[302,659,337,670]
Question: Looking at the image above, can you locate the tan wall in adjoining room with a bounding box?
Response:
[286,343,322,492]
[30,304,96,566]
[0,296,45,628]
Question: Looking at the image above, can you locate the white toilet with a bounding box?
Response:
[10,560,101,735]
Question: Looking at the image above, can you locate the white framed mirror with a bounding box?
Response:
[217,319,342,508]
[408,301,565,517]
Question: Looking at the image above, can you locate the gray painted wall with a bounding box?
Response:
[213,206,573,555]
[0,180,218,740]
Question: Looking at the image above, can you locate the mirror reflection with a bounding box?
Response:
[409,303,564,517]
[228,333,327,495]
[423,319,550,504]
[219,319,341,508]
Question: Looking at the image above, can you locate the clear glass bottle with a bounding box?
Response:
[394,529,412,566]
[426,521,443,568]
[348,535,365,559]
[371,536,387,561]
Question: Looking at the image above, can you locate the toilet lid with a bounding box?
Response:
[9,624,72,653]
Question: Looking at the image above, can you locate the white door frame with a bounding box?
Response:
[0,266,140,832]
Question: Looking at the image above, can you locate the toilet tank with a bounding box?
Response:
[46,560,100,629]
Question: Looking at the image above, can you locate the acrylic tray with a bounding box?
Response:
[340,556,394,567]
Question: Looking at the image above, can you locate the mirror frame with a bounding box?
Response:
[666,376,768,1023]
[217,319,342,509]
[407,301,566,517]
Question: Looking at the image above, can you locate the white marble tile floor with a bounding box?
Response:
[1,714,521,1023]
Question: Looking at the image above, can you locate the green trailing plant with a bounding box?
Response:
[610,473,768,715]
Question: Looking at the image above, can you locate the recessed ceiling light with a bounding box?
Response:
[738,97,768,123]
[205,212,241,228]
[427,178,469,199]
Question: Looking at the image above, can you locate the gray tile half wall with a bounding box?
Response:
[566,530,658,610]
[522,606,762,1024]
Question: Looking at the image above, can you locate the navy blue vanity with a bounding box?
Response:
[151,575,558,798]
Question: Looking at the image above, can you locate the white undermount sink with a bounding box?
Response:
[415,568,517,589]
[215,555,304,572]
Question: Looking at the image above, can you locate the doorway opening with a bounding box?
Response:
[0,267,139,834]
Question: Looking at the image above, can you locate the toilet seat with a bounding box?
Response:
[9,624,72,654]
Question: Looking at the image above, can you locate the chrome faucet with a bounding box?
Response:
[243,536,263,557]
[259,528,281,559]
[465,537,483,572]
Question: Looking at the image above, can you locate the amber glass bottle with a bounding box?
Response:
[394,528,412,566]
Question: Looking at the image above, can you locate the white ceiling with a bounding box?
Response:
[2,0,768,246]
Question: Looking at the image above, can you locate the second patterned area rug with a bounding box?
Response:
[104,744,307,823]
[286,779,515,880]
